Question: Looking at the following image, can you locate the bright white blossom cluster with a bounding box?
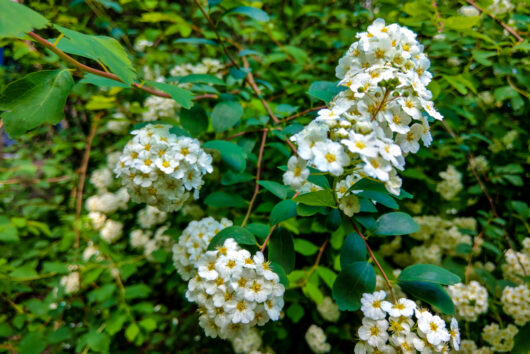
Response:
[316,296,341,322]
[114,124,213,212]
[482,322,518,352]
[285,19,442,203]
[436,165,463,200]
[137,205,168,229]
[501,283,530,326]
[100,219,124,244]
[447,281,488,322]
[355,291,460,353]
[86,188,129,216]
[130,226,172,260]
[60,271,80,294]
[172,217,233,280]
[186,238,285,340]
[305,324,331,353]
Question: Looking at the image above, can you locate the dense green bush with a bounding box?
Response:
[0,0,528,353]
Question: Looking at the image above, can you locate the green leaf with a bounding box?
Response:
[270,199,297,225]
[203,140,247,171]
[357,190,398,209]
[294,239,319,256]
[86,330,110,352]
[124,284,151,300]
[258,180,295,199]
[332,261,376,311]
[0,70,74,137]
[443,16,480,30]
[340,233,366,269]
[268,228,295,274]
[106,312,127,335]
[208,226,257,250]
[211,101,243,133]
[270,262,289,287]
[293,189,336,207]
[307,81,346,103]
[204,191,247,208]
[474,268,497,294]
[398,281,455,314]
[303,282,324,304]
[286,303,304,323]
[513,323,530,354]
[0,0,49,39]
[180,105,208,137]
[177,74,224,85]
[55,25,136,85]
[398,264,460,285]
[225,6,270,22]
[19,332,46,354]
[125,323,139,342]
[139,318,157,332]
[373,212,419,236]
[348,178,387,194]
[316,266,337,289]
[0,216,19,242]
[147,81,194,109]
[472,50,496,66]
[245,223,269,240]
[80,73,130,88]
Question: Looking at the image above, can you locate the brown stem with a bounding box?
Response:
[74,113,101,249]
[280,105,327,123]
[192,0,240,69]
[241,130,268,227]
[303,238,329,285]
[464,0,523,43]
[370,88,389,122]
[349,218,397,303]
[260,225,278,253]
[431,0,444,32]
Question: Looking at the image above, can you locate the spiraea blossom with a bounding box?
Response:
[114,124,213,212]
[305,324,331,353]
[185,238,285,340]
[284,19,443,211]
[172,217,233,280]
[447,281,488,322]
[354,291,459,353]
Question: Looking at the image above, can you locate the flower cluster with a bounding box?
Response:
[355,291,460,353]
[501,284,530,326]
[501,248,530,284]
[305,324,331,353]
[447,281,489,322]
[137,205,168,229]
[100,219,124,244]
[285,18,442,200]
[114,124,213,212]
[231,327,263,354]
[316,297,340,322]
[436,165,463,200]
[130,226,172,260]
[482,322,518,352]
[172,217,233,280]
[60,271,80,294]
[186,239,285,340]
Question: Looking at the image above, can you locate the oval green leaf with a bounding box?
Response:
[398,264,461,285]
[373,212,419,236]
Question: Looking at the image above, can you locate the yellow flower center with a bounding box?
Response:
[325,153,336,163]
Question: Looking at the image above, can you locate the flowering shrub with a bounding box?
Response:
[0,0,528,353]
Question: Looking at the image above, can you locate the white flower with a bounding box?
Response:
[362,156,392,181]
[417,312,450,346]
[341,132,379,158]
[100,219,123,243]
[339,194,361,217]
[449,318,460,350]
[360,291,388,320]
[381,298,416,318]
[244,278,272,303]
[358,317,389,348]
[283,156,310,189]
[226,299,256,324]
[312,140,350,176]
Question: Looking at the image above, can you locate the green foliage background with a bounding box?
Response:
[0,0,528,352]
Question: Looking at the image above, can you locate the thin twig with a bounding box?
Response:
[348,218,397,303]
[192,0,240,69]
[464,0,523,43]
[74,114,101,249]
[465,228,485,283]
[241,130,268,227]
[260,225,278,253]
[303,238,329,284]
[431,0,444,32]
[280,106,327,123]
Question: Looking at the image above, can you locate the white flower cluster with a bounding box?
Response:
[106,111,130,134]
[305,324,331,353]
[436,165,463,200]
[355,291,460,353]
[501,248,530,284]
[114,124,213,212]
[137,205,167,229]
[459,339,493,354]
[285,19,442,198]
[447,281,488,322]
[501,283,530,326]
[186,238,285,340]
[86,188,129,216]
[172,217,233,280]
[130,226,172,260]
[170,58,224,79]
[316,296,340,322]
[142,96,180,122]
[231,327,262,354]
[389,216,476,266]
[100,219,124,244]
[60,271,80,294]
[89,168,113,191]
[482,322,518,352]
[488,0,514,15]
